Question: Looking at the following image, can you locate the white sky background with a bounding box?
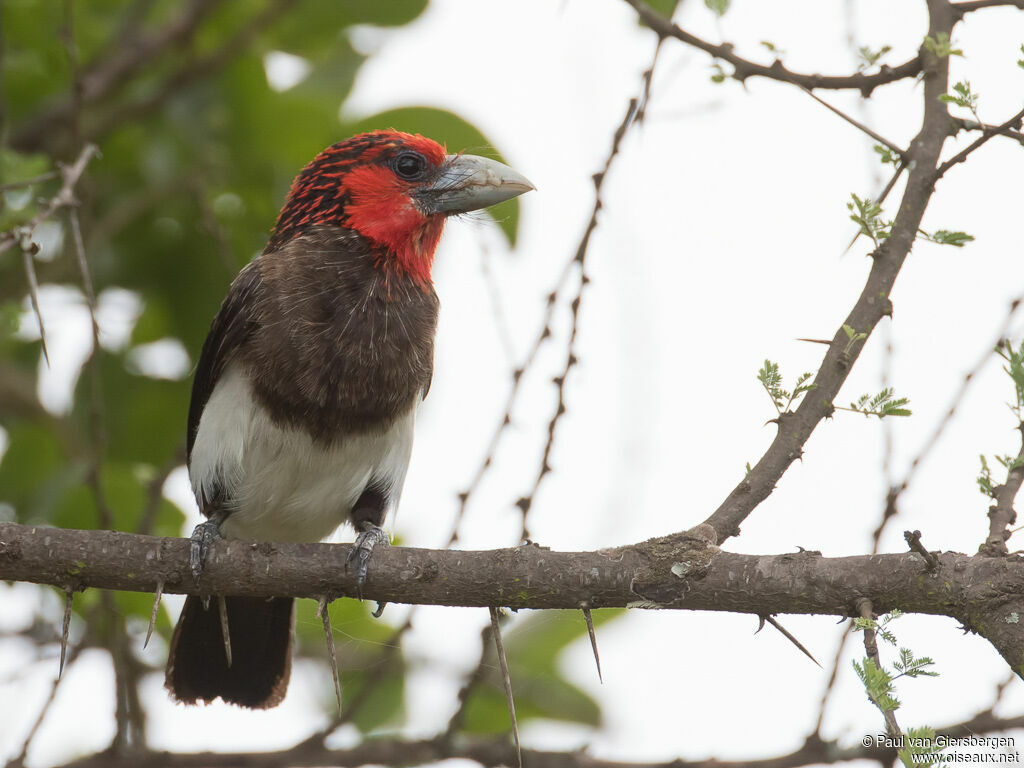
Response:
[3,0,1024,765]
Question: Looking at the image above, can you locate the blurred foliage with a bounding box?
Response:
[461,609,623,732]
[0,0,601,742]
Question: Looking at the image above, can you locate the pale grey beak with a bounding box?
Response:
[418,154,534,215]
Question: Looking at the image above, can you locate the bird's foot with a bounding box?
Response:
[346,522,389,600]
[189,512,226,581]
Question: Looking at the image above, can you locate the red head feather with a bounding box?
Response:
[267,131,449,284]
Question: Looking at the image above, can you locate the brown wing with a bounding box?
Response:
[186,261,263,463]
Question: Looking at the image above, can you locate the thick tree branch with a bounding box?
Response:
[3,522,1024,677]
[622,0,922,96]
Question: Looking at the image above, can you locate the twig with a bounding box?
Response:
[69,205,114,530]
[952,0,1024,18]
[903,530,940,571]
[490,607,521,768]
[936,105,1024,179]
[979,422,1024,556]
[622,0,922,96]
[856,598,902,737]
[1,144,99,369]
[951,116,1024,146]
[888,295,1024,519]
[514,43,662,539]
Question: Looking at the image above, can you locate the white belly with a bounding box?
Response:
[188,363,415,542]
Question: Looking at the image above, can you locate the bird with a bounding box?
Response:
[164,130,533,709]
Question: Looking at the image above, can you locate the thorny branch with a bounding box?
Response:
[0,144,99,363]
[856,598,903,738]
[515,42,662,540]
[41,708,1024,768]
[701,0,956,543]
[979,424,1024,556]
[6,522,1024,676]
[623,0,922,96]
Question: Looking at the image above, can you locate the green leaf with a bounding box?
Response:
[704,0,730,15]
[857,45,892,71]
[348,107,524,246]
[921,229,974,247]
[923,32,962,58]
[643,0,682,18]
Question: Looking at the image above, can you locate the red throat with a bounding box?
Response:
[342,164,444,284]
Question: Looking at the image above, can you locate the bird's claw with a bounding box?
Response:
[347,523,389,600]
[190,515,224,581]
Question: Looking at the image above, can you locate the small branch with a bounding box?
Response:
[703,1,956,543]
[951,116,1024,146]
[979,425,1024,557]
[856,598,903,738]
[0,134,100,372]
[622,0,921,96]
[903,530,940,571]
[952,0,1024,18]
[935,105,1024,179]
[889,296,1023,514]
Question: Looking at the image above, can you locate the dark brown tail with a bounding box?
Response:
[165,595,295,709]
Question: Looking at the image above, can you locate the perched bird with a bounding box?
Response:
[165,130,533,708]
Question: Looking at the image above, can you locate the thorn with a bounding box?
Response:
[144,580,164,649]
[796,337,833,346]
[59,586,73,678]
[762,615,821,668]
[490,607,521,768]
[317,597,342,711]
[582,608,603,683]
[372,601,387,618]
[755,615,767,633]
[218,596,232,668]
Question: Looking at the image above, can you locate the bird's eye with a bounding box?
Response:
[393,152,428,181]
